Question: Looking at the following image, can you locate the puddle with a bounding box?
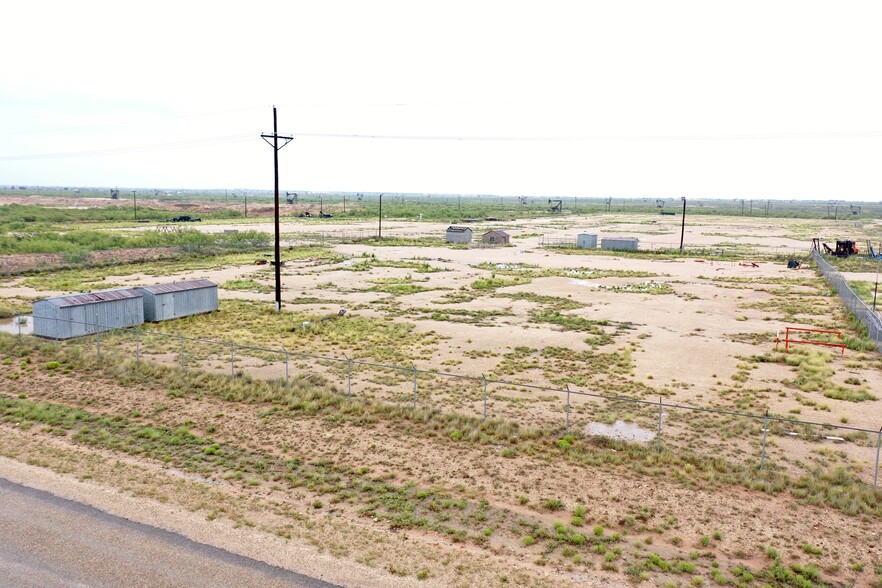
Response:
[571,279,601,288]
[0,315,33,335]
[586,420,656,443]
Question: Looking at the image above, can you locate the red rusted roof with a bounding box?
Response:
[45,289,143,308]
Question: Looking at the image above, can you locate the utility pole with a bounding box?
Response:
[261,106,294,313]
[679,197,686,252]
[873,245,881,311]
[378,193,384,239]
[131,190,137,221]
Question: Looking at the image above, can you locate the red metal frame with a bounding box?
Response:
[776,327,845,355]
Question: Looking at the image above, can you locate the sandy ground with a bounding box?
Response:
[2,365,882,587]
[3,203,882,586]
[4,214,882,474]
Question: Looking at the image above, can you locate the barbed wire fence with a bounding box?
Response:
[8,313,882,487]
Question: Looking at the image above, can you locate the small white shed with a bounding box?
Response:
[601,237,639,251]
[32,289,144,340]
[576,233,598,249]
[445,226,473,244]
[137,279,218,322]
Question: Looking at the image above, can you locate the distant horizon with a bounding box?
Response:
[2,185,881,206]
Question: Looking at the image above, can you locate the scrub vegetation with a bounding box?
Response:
[2,197,881,587]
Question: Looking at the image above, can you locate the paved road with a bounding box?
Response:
[0,477,342,588]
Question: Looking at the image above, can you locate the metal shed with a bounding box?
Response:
[601,237,639,251]
[482,229,510,245]
[577,233,598,249]
[445,226,473,243]
[32,289,144,340]
[137,279,218,322]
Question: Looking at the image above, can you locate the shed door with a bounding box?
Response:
[161,294,175,320]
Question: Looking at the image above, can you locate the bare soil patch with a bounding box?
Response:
[3,211,882,586]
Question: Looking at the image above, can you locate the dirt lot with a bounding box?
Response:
[2,208,881,587]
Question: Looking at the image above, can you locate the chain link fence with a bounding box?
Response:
[9,313,882,487]
[540,235,805,258]
[812,249,882,353]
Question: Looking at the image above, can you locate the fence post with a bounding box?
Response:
[412,364,417,410]
[346,355,352,398]
[135,326,140,363]
[873,428,882,488]
[230,342,235,377]
[482,375,488,421]
[180,334,185,371]
[656,397,663,453]
[282,347,289,387]
[565,385,571,435]
[760,411,769,470]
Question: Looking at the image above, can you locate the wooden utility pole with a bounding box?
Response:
[261,106,293,313]
[378,193,384,239]
[679,197,686,252]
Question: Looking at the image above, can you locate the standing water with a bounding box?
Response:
[0,315,34,335]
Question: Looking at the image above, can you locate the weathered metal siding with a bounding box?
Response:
[601,237,639,251]
[445,227,473,243]
[32,299,64,339]
[140,290,159,321]
[32,294,144,340]
[576,233,597,249]
[142,286,218,322]
[482,231,510,245]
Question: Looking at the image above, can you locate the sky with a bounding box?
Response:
[1,1,881,201]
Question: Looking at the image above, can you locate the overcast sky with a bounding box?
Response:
[2,1,881,200]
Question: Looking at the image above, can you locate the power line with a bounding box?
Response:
[0,106,265,137]
[0,99,578,138]
[0,133,254,161]
[295,129,882,142]
[3,127,881,163]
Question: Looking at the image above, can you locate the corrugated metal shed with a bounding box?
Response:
[44,289,143,308]
[32,289,144,340]
[601,237,639,251]
[445,226,473,243]
[482,230,510,245]
[139,279,216,295]
[577,233,598,249]
[137,279,218,322]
